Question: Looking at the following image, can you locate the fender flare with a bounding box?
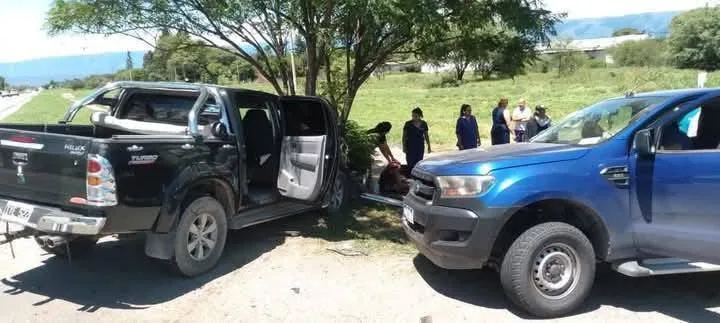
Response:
[153,165,237,233]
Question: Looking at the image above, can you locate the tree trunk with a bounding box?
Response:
[305,39,319,96]
[340,86,359,124]
[455,63,466,81]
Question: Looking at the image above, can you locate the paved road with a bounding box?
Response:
[2,216,720,323]
[0,92,37,120]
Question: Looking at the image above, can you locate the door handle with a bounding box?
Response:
[126,145,143,152]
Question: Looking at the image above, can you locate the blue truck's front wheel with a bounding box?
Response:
[500,222,596,318]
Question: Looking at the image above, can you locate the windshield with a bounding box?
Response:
[531,96,670,145]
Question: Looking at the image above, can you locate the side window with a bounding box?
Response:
[659,100,720,151]
[119,92,218,126]
[282,101,327,137]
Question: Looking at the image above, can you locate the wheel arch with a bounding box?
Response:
[491,198,611,263]
[154,175,238,233]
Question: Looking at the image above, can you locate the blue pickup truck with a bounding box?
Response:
[402,88,720,317]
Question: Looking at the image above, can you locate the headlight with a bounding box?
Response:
[436,175,495,198]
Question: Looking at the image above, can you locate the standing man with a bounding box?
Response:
[512,98,533,142]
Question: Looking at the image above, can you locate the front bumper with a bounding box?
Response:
[402,193,509,270]
[0,198,105,235]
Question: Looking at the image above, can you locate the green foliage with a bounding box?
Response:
[416,9,560,82]
[586,59,607,69]
[341,120,376,172]
[0,76,5,90]
[67,78,86,90]
[125,51,133,70]
[668,8,720,71]
[556,52,588,76]
[47,0,562,124]
[610,39,667,67]
[612,27,643,37]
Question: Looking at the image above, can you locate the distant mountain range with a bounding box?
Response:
[1,11,683,86]
[554,11,679,39]
[0,51,146,86]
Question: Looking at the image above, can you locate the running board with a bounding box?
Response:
[613,258,720,277]
[360,193,403,208]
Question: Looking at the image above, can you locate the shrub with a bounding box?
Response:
[610,39,667,67]
[402,63,422,73]
[586,59,607,69]
[341,120,376,172]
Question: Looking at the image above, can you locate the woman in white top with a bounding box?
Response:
[511,98,533,142]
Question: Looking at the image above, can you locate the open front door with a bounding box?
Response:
[277,97,336,202]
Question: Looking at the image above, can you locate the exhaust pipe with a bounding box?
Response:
[35,235,49,247]
[45,236,67,249]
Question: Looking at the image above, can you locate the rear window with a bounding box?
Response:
[119,92,219,126]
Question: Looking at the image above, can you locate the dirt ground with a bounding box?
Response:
[2,209,720,323]
[2,148,720,322]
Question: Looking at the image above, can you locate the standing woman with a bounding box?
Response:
[403,107,431,170]
[455,104,481,150]
[490,98,512,145]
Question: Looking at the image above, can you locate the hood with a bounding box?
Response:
[416,143,590,176]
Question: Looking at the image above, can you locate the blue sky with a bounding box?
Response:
[0,0,712,63]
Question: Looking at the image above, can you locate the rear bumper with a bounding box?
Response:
[0,198,105,235]
[402,194,509,270]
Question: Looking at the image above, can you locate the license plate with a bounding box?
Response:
[403,205,414,224]
[0,201,35,224]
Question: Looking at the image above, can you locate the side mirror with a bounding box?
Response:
[210,122,229,139]
[634,129,655,158]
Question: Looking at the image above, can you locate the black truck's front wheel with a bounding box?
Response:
[326,171,350,217]
[172,196,228,277]
[500,222,596,318]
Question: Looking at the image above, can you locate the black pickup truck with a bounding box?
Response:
[0,81,348,276]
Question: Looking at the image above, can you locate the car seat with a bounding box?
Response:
[243,109,277,186]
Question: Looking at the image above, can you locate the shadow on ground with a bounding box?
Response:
[414,255,720,322]
[0,203,404,312]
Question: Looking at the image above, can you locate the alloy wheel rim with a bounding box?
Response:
[187,213,218,261]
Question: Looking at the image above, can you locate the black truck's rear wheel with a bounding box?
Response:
[172,196,228,277]
[500,222,596,318]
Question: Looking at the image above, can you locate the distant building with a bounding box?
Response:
[538,34,651,64]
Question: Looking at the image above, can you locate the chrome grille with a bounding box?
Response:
[411,168,436,201]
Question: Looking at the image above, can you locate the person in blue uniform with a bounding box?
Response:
[456,104,480,150]
[490,98,511,145]
[403,107,431,171]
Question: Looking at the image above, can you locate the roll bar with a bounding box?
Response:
[61,81,213,139]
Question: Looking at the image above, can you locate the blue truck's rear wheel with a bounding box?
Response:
[500,222,596,318]
[171,196,228,277]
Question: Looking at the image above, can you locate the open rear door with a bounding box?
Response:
[277,97,334,202]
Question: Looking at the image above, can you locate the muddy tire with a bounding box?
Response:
[172,196,228,277]
[500,222,596,318]
[36,236,98,258]
[325,171,350,217]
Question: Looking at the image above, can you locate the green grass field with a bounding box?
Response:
[3,89,92,124]
[6,67,719,149]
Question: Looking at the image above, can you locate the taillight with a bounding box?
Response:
[85,154,117,207]
[87,159,102,173]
